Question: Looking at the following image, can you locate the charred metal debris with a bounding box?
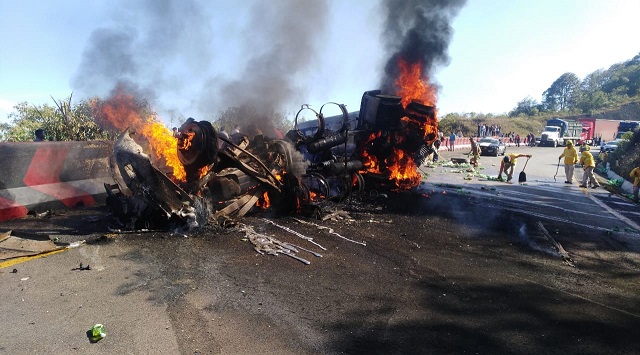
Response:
[105,90,439,231]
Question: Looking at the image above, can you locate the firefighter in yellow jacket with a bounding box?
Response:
[579,145,600,188]
[498,153,531,182]
[558,140,578,184]
[631,165,640,202]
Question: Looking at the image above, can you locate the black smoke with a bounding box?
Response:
[378,0,467,95]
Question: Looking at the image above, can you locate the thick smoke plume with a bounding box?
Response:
[199,0,329,134]
[378,0,467,95]
[72,0,214,108]
[72,0,329,135]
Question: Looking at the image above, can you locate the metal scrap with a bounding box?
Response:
[240,224,316,265]
[291,217,367,246]
[261,218,326,251]
[536,221,575,267]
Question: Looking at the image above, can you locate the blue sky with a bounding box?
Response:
[1,0,639,126]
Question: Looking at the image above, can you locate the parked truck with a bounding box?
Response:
[615,121,640,139]
[577,118,620,146]
[538,118,582,147]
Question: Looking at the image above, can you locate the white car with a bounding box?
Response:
[601,139,621,153]
[478,137,506,156]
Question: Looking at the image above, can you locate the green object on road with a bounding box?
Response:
[607,179,624,187]
[90,324,106,342]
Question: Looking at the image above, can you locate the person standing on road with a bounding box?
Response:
[579,145,600,188]
[34,129,46,142]
[558,140,579,184]
[630,165,640,202]
[469,136,480,169]
[498,153,531,183]
[449,132,456,151]
[597,149,608,170]
[432,139,441,162]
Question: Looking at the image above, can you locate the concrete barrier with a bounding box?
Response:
[0,141,116,221]
[605,168,635,195]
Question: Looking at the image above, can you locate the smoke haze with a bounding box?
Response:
[73,0,329,133]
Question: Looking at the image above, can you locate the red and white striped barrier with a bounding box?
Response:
[0,141,116,221]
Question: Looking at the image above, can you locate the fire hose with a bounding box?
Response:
[554,159,560,181]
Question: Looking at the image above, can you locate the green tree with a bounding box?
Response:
[1,95,118,142]
[542,72,581,111]
[509,96,540,117]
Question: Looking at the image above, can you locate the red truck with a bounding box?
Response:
[577,118,620,146]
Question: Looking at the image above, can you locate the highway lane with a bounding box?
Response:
[1,144,640,354]
[426,145,640,235]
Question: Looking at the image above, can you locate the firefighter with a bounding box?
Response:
[597,149,608,170]
[558,140,578,184]
[579,145,600,188]
[497,153,531,182]
[630,165,640,202]
[469,136,480,169]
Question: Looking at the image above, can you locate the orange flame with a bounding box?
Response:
[396,58,436,108]
[359,131,382,174]
[386,148,420,189]
[92,87,187,181]
[257,191,271,209]
[179,132,196,151]
[198,165,210,179]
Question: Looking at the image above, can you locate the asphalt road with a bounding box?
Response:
[1,145,639,354]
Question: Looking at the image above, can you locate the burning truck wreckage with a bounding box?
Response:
[99,88,438,261]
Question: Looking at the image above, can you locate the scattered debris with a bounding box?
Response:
[607,179,624,187]
[88,324,106,343]
[291,217,367,246]
[450,158,469,164]
[0,230,10,243]
[321,210,355,222]
[0,230,65,261]
[27,210,53,218]
[72,263,91,271]
[67,241,85,249]
[261,218,326,250]
[536,221,575,267]
[240,224,317,265]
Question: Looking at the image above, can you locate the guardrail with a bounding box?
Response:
[0,141,116,221]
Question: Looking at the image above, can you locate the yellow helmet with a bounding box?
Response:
[566,140,573,146]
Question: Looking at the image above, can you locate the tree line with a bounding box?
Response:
[510,51,640,117]
[0,94,293,142]
[0,95,118,142]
